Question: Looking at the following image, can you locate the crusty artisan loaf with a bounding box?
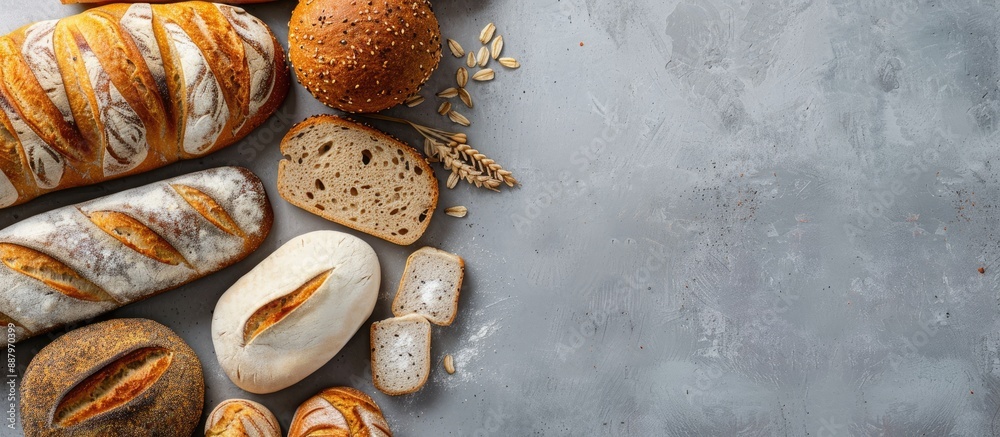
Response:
[0,166,272,342]
[392,246,465,326]
[205,399,281,437]
[288,0,442,113]
[371,314,432,396]
[213,231,380,394]
[0,2,288,208]
[278,115,438,245]
[64,0,273,3]
[21,318,204,437]
[288,387,392,437]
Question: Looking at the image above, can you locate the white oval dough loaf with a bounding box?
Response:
[212,230,380,394]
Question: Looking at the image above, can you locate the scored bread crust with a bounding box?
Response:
[277,115,439,246]
[288,387,393,437]
[205,399,281,437]
[21,318,204,437]
[0,166,273,342]
[0,2,289,208]
[212,230,381,394]
[288,0,442,113]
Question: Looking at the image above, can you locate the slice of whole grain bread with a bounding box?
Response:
[278,115,438,245]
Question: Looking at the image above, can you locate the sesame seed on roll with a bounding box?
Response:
[289,0,443,113]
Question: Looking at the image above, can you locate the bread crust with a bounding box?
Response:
[0,166,272,342]
[277,115,439,246]
[21,318,204,437]
[288,387,392,437]
[212,230,381,394]
[288,0,442,113]
[0,2,289,208]
[205,399,281,437]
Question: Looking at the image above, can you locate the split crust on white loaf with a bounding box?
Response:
[278,115,438,246]
[212,230,380,394]
[392,246,464,326]
[0,167,271,342]
[371,313,432,396]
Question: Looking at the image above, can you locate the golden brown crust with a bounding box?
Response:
[21,318,205,437]
[205,399,281,437]
[288,387,392,437]
[0,2,289,208]
[288,0,442,113]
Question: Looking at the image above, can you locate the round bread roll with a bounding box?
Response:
[288,387,392,437]
[205,399,281,437]
[288,0,442,113]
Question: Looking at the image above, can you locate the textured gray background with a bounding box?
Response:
[4,0,1000,436]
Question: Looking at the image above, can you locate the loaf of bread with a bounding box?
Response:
[21,318,204,437]
[288,0,442,113]
[0,166,272,342]
[278,115,438,245]
[205,399,281,437]
[392,246,464,326]
[288,387,392,437]
[64,0,274,3]
[0,2,288,208]
[371,314,432,395]
[213,231,380,394]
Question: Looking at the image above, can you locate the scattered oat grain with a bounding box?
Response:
[404,94,425,107]
[438,101,452,115]
[498,57,520,69]
[447,39,464,57]
[448,110,471,126]
[437,87,459,98]
[458,88,473,108]
[490,35,503,59]
[477,47,489,67]
[445,206,468,218]
[479,23,496,44]
[472,69,495,82]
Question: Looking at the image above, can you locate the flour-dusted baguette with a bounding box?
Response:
[213,230,380,394]
[288,387,392,437]
[0,2,288,208]
[0,166,272,342]
[206,399,281,437]
[21,318,204,437]
[392,246,464,326]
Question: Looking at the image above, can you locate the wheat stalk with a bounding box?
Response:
[362,114,518,190]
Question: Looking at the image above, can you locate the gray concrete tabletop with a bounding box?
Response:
[4,0,1000,436]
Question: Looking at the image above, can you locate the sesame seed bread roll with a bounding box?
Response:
[288,0,442,113]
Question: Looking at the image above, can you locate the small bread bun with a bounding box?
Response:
[288,0,442,113]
